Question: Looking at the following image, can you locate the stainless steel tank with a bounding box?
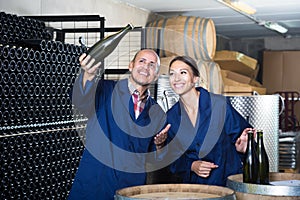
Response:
[156,75,179,112]
[228,95,281,172]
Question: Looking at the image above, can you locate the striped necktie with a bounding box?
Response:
[132,91,143,119]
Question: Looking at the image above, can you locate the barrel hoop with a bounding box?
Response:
[153,19,161,52]
[198,18,205,60]
[192,17,199,60]
[146,21,154,49]
[160,18,168,57]
[199,18,209,60]
[227,178,300,196]
[209,62,215,92]
[203,19,210,60]
[184,16,191,57]
[209,62,223,94]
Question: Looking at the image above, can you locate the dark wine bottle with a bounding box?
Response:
[86,23,134,64]
[243,130,258,184]
[256,129,270,184]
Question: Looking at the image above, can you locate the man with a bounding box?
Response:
[68,49,166,199]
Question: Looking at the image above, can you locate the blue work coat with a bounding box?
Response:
[165,87,250,186]
[68,74,166,200]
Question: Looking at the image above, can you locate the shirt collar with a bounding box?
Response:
[128,78,150,100]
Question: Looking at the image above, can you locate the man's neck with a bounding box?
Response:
[128,77,147,95]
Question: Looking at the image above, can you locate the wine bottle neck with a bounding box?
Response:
[257,131,264,144]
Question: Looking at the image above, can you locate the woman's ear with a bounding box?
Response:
[193,76,199,85]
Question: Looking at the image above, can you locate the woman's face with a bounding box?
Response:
[169,60,198,96]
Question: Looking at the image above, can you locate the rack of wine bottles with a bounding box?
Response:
[0,11,106,199]
[0,40,88,129]
[0,125,86,199]
[0,11,52,44]
[0,40,87,129]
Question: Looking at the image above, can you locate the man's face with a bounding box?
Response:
[129,50,159,87]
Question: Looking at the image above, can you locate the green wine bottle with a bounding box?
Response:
[256,129,270,184]
[86,23,134,64]
[243,130,258,184]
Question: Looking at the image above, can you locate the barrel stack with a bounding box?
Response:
[146,15,222,110]
[146,16,267,102]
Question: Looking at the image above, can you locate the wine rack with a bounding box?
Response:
[0,125,86,199]
[0,12,52,44]
[0,40,86,129]
[0,11,104,200]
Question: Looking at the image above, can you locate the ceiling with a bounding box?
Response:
[119,0,300,39]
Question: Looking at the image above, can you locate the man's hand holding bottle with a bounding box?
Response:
[79,53,101,87]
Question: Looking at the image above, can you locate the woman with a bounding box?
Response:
[154,55,253,186]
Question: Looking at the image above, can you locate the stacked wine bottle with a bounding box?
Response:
[0,39,87,130]
[0,11,89,200]
[0,11,52,44]
[0,125,86,199]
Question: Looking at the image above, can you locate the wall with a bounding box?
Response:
[0,0,150,27]
[265,37,300,50]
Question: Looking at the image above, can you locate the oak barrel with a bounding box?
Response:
[146,16,216,61]
[115,184,236,199]
[200,61,223,94]
[226,173,300,200]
